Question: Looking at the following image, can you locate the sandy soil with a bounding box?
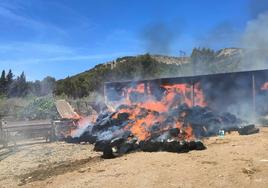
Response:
[0,128,268,188]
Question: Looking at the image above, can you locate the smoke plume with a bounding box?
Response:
[141,22,181,55]
[198,22,239,49]
[249,0,268,19]
[240,4,268,70]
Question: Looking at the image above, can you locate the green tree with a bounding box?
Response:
[18,72,28,97]
[6,69,14,85]
[6,69,14,94]
[8,72,29,97]
[0,70,6,95]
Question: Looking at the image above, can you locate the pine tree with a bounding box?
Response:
[6,69,14,86]
[8,72,28,97]
[0,70,6,95]
[5,69,14,96]
[18,72,28,97]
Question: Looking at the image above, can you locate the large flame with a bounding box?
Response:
[111,82,207,141]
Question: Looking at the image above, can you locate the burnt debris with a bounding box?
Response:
[94,130,206,159]
[238,124,260,135]
[64,103,247,159]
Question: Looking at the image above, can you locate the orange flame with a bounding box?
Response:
[70,115,97,137]
[261,82,268,90]
[111,82,206,141]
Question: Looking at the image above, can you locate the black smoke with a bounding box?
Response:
[140,22,181,55]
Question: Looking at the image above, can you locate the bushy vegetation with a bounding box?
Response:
[19,96,58,120]
[0,96,31,119]
[0,96,59,120]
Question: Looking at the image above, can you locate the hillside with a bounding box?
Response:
[54,48,245,98]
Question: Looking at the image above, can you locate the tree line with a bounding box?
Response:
[54,54,193,98]
[0,69,56,98]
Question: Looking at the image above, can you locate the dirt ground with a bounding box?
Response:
[0,128,268,188]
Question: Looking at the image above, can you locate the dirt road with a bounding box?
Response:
[0,128,268,188]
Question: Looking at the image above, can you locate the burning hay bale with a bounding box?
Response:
[66,103,243,159]
[62,82,248,159]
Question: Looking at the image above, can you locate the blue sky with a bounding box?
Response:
[0,0,264,80]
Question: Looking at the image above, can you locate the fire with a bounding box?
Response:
[110,82,206,141]
[70,115,96,137]
[261,82,268,90]
[193,83,207,107]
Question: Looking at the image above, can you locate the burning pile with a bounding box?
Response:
[65,82,245,159]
